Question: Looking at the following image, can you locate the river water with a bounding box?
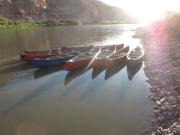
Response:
[0,25,153,135]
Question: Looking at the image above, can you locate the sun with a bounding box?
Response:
[99,0,180,23]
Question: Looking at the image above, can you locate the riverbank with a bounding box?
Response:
[135,18,180,134]
[0,17,81,30]
[96,20,137,25]
[0,21,38,30]
[0,16,138,30]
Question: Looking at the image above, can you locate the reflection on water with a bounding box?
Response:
[127,61,143,80]
[0,62,32,74]
[34,65,64,79]
[33,59,143,83]
[105,60,127,80]
[92,66,105,79]
[0,60,34,85]
[0,25,152,135]
[64,67,91,85]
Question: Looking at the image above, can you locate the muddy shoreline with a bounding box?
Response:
[136,23,180,134]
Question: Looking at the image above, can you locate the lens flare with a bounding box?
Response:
[99,0,180,23]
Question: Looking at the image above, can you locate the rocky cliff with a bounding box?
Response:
[0,0,133,23]
[0,0,47,20]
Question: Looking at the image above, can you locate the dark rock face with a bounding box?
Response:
[0,0,132,23]
[0,0,47,20]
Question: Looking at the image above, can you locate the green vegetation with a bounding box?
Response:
[61,20,82,26]
[41,19,81,26]
[0,17,81,30]
[40,20,64,27]
[0,17,38,30]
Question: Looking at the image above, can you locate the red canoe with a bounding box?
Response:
[20,45,93,62]
[91,44,124,67]
[64,44,124,71]
[64,47,101,71]
[105,46,130,68]
[23,45,93,54]
[20,51,60,62]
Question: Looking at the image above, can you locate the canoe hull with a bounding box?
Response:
[105,55,127,69]
[127,57,143,68]
[64,59,91,71]
[32,56,74,68]
[61,45,93,51]
[92,59,106,67]
[20,54,53,62]
[105,60,126,80]
[105,46,129,68]
[20,45,93,62]
[23,49,59,54]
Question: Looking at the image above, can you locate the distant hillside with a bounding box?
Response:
[46,0,133,24]
[0,0,134,24]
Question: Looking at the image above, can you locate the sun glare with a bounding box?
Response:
[99,0,180,23]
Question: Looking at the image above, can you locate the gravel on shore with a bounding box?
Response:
[135,20,180,135]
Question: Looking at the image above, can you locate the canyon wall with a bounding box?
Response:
[0,0,133,23]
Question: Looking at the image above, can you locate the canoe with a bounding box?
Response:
[20,51,58,62]
[127,46,144,68]
[61,45,93,51]
[32,51,81,68]
[64,47,101,71]
[23,45,93,54]
[91,44,124,67]
[105,59,127,80]
[105,46,129,68]
[32,56,72,68]
[95,43,124,51]
[20,45,93,62]
[23,49,60,55]
[21,45,123,62]
[91,50,114,67]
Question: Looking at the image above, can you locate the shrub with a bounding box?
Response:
[61,19,82,25]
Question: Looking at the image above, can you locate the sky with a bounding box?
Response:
[99,0,180,22]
